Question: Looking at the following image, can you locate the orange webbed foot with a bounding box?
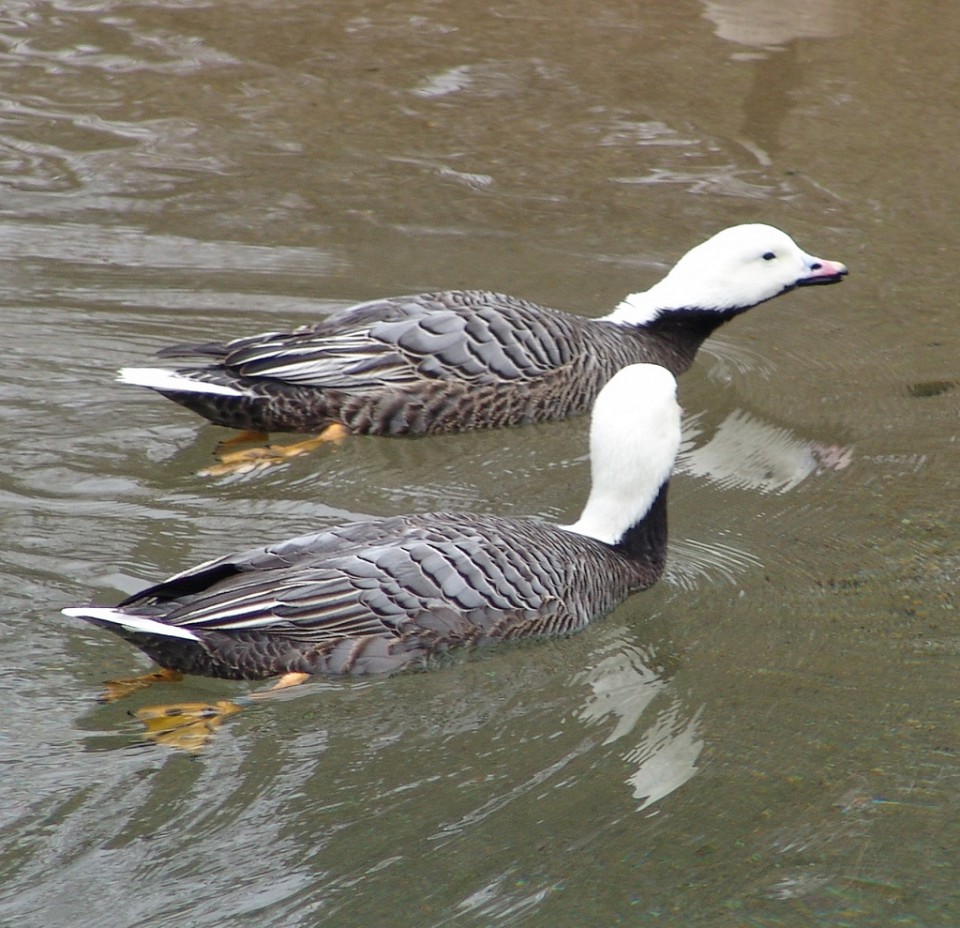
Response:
[99,667,183,702]
[200,424,350,476]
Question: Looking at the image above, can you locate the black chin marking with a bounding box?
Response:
[796,272,847,287]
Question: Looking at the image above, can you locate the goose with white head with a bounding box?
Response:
[605,223,847,323]
[117,224,845,467]
[64,364,682,684]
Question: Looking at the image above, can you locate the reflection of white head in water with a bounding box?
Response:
[679,408,853,495]
[702,0,856,48]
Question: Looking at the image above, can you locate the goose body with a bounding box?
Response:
[118,224,846,436]
[64,364,682,680]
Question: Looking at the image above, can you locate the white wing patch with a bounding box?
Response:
[234,331,416,388]
[62,607,201,641]
[117,368,244,396]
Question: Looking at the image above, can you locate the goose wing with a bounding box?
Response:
[121,514,574,645]
[164,292,582,390]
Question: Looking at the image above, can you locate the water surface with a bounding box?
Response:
[2,1,958,926]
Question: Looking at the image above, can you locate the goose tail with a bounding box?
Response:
[117,367,244,397]
[62,607,201,642]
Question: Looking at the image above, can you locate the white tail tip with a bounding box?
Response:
[117,367,244,397]
[62,607,200,642]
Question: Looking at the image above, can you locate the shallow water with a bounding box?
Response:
[2,1,958,925]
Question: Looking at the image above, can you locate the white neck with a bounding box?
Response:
[601,286,669,326]
[600,272,735,326]
[560,365,681,545]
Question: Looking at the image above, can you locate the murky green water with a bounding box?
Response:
[2,1,957,925]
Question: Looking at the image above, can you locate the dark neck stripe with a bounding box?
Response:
[642,305,747,336]
[613,481,669,570]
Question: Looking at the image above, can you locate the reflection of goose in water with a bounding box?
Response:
[702,0,856,48]
[575,632,702,809]
[702,0,858,166]
[680,408,853,495]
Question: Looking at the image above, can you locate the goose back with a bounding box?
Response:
[102,506,667,680]
[151,292,715,435]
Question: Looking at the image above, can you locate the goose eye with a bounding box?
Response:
[762,251,776,261]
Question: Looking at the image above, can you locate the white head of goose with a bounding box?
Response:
[64,364,682,683]
[117,224,846,442]
[605,223,847,324]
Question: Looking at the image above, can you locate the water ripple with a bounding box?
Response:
[667,536,763,589]
[0,221,335,273]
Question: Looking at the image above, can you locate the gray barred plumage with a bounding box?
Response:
[74,510,665,680]
[64,364,680,682]
[117,225,847,436]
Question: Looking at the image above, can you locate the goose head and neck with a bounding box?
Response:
[563,363,682,573]
[602,224,848,338]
